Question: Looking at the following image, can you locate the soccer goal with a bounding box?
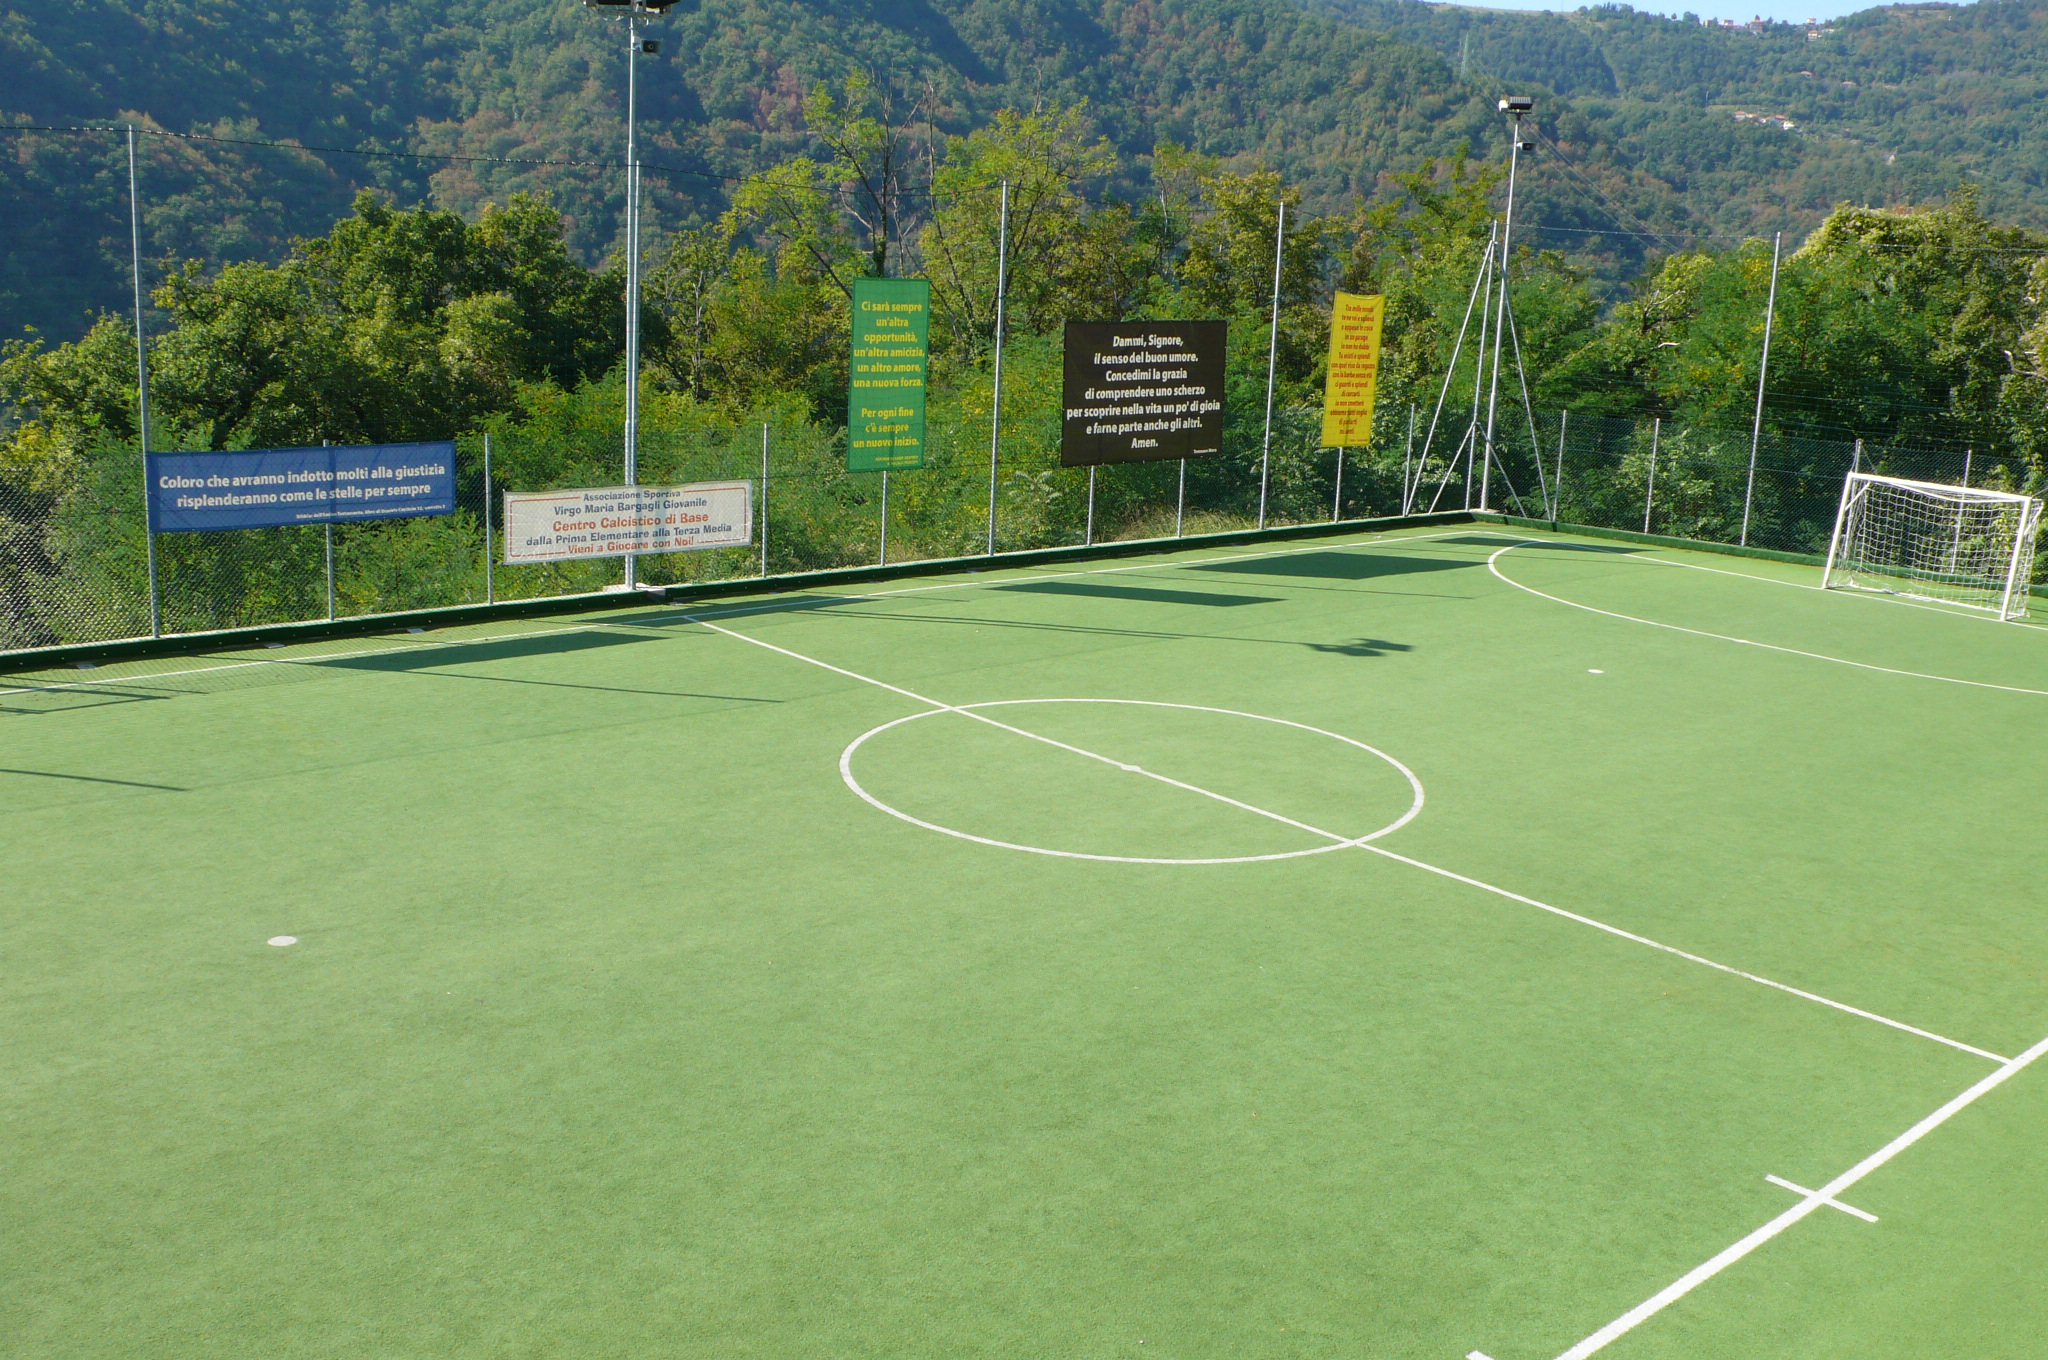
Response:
[1822,472,2044,619]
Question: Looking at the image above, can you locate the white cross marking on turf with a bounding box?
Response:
[1764,1173,1878,1223]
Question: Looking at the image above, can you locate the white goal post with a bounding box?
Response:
[1822,472,2044,620]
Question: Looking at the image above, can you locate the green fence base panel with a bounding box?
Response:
[0,511,1477,671]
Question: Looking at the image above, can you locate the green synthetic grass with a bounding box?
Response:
[4,526,2045,1359]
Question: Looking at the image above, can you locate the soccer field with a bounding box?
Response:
[5,523,2046,1359]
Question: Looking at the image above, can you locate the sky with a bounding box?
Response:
[1459,0,1906,21]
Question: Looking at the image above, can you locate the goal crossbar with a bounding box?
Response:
[1822,472,2043,620]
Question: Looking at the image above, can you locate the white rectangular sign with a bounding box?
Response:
[503,481,752,563]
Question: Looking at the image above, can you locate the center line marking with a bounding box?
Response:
[1764,1173,1878,1223]
[683,610,2005,1064]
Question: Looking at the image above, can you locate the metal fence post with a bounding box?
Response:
[1085,465,1097,546]
[987,181,1008,557]
[1553,409,1569,523]
[128,125,161,638]
[1740,231,1782,547]
[320,438,335,619]
[878,469,889,566]
[1331,446,1344,522]
[1401,406,1415,516]
[1258,200,1286,530]
[1175,458,1186,537]
[482,433,495,605]
[760,422,770,577]
[1644,417,1660,535]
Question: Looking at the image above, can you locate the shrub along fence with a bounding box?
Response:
[0,408,2035,656]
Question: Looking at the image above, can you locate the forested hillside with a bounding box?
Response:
[1321,0,2048,226]
[6,0,1999,343]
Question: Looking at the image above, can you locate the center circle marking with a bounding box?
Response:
[838,698,1425,865]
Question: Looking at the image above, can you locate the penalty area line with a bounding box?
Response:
[1542,1028,2048,1360]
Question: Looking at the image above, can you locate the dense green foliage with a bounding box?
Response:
[22,0,2048,348]
[6,1,2048,647]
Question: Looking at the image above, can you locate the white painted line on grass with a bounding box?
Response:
[1546,1028,2048,1360]
[1488,542,2048,697]
[1627,550,2048,631]
[836,698,1425,865]
[1360,844,2007,1064]
[1764,1174,1877,1223]
[685,609,2005,1064]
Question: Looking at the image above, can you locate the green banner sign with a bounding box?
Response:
[847,276,930,471]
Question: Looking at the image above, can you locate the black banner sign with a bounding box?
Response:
[1060,321,1226,466]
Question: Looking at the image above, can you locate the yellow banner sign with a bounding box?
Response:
[1321,292,1386,448]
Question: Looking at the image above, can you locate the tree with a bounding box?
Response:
[918,103,1125,352]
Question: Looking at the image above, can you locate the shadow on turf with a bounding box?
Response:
[315,631,653,670]
[1304,637,1414,657]
[991,580,1283,607]
[312,629,779,702]
[1190,549,1478,580]
[1435,534,1645,553]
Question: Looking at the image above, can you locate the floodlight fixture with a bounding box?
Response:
[1499,96,1535,113]
[584,0,679,9]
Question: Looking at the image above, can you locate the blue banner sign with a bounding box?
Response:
[146,442,457,532]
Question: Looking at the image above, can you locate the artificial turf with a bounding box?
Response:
[3,525,2044,1359]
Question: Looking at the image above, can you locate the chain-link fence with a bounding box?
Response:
[3,404,2038,656]
[0,399,1419,653]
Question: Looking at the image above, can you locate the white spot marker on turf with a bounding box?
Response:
[1587,668,1603,674]
[1469,1352,1498,1359]
[1765,1173,1877,1223]
[267,936,297,947]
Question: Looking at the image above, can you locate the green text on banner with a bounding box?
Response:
[847,277,930,471]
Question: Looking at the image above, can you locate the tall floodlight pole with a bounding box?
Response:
[128,125,161,638]
[987,181,1009,556]
[1740,230,1782,547]
[1258,199,1286,530]
[1483,97,1534,514]
[587,0,670,587]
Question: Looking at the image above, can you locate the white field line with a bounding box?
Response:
[1487,542,2048,698]
[1358,845,2006,1064]
[0,528,1470,699]
[684,611,2006,1065]
[1763,1173,1877,1223]
[1548,1028,2048,1360]
[685,614,1366,846]
[837,699,1425,866]
[1623,550,2048,631]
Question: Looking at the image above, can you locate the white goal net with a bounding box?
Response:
[1823,472,2044,619]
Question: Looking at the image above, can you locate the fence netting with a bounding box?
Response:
[1,408,2038,653]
